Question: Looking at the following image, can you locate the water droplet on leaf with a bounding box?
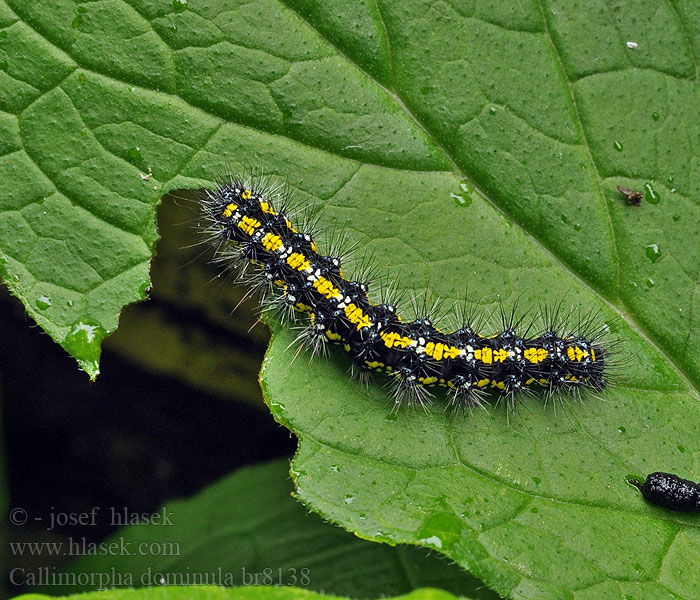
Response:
[644,183,659,204]
[451,192,471,207]
[644,243,661,263]
[36,295,52,310]
[127,147,143,162]
[63,321,107,377]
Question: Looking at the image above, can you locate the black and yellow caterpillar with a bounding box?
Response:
[199,178,609,410]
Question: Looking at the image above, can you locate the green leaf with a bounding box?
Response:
[14,586,467,600]
[252,3,700,600]
[48,460,496,599]
[2,1,700,599]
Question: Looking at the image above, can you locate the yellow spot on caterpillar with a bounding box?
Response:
[258,201,275,214]
[491,381,505,390]
[326,331,341,341]
[567,346,588,362]
[238,216,260,235]
[477,378,490,388]
[443,346,461,359]
[526,378,535,385]
[242,190,252,200]
[493,348,508,363]
[295,302,312,313]
[425,343,461,361]
[380,331,413,349]
[474,347,493,364]
[287,252,310,271]
[222,203,237,218]
[365,360,383,369]
[419,376,438,385]
[312,276,340,300]
[262,233,283,252]
[343,344,350,352]
[425,342,446,361]
[539,378,549,385]
[344,303,371,329]
[524,347,548,364]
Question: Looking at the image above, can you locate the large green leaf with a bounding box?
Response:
[1,1,700,599]
[50,459,496,599]
[14,586,467,600]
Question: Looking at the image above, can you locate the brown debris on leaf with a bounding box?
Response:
[617,185,643,206]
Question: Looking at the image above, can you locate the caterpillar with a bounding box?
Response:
[197,176,610,410]
[629,472,700,512]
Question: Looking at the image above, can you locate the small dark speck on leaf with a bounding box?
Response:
[617,185,643,206]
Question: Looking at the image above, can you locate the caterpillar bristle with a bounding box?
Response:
[289,321,330,359]
[318,224,358,269]
[387,368,434,411]
[446,379,487,415]
[349,362,373,388]
[196,175,614,414]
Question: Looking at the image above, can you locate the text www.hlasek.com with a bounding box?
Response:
[9,537,180,557]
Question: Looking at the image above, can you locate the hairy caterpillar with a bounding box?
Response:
[630,472,700,512]
[197,176,610,411]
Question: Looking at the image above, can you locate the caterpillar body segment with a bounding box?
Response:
[199,179,609,410]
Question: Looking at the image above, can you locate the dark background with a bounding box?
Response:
[0,195,296,597]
